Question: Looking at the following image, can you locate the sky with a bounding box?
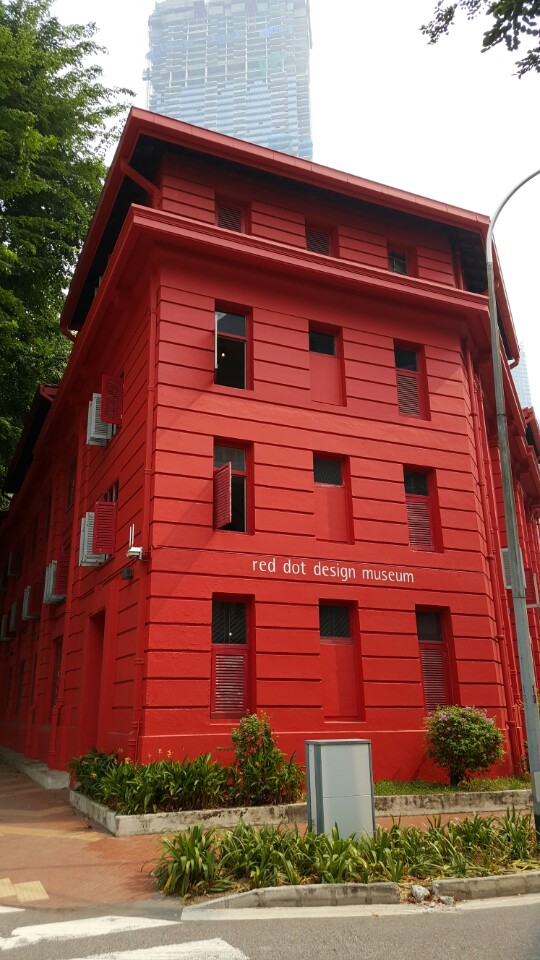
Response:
[52,0,540,408]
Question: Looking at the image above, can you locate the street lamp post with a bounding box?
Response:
[486,168,540,839]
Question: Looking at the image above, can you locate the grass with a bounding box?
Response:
[373,777,530,795]
[154,811,540,899]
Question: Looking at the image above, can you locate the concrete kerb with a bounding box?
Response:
[0,746,69,790]
[70,790,308,837]
[187,882,401,910]
[69,788,533,838]
[431,870,540,900]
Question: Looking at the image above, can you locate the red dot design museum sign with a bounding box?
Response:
[251,556,415,585]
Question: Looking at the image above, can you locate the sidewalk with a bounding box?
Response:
[0,759,525,912]
[0,761,161,910]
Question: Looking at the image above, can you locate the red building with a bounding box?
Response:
[1,109,539,780]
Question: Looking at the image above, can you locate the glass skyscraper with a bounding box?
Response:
[147,0,313,159]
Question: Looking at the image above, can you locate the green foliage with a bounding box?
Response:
[374,776,529,795]
[155,811,540,898]
[0,0,131,495]
[424,705,505,786]
[70,715,304,815]
[229,713,305,806]
[421,1,540,77]
[68,747,117,798]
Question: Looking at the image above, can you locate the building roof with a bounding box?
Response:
[4,385,57,495]
[58,108,519,359]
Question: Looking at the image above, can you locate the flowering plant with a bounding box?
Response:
[424,705,505,786]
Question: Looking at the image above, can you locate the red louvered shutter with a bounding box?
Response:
[306,226,331,255]
[525,569,539,607]
[406,495,434,550]
[56,554,69,594]
[420,646,449,712]
[396,370,420,417]
[213,463,232,529]
[211,646,247,718]
[92,501,117,555]
[101,375,123,425]
[217,203,242,232]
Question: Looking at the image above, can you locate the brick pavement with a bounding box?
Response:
[0,762,162,910]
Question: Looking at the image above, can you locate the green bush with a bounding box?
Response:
[155,812,540,898]
[424,705,505,786]
[69,713,304,814]
[229,713,305,806]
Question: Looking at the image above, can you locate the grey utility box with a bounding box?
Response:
[305,739,375,838]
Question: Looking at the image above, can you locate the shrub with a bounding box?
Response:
[424,705,505,786]
[229,713,305,806]
[154,812,540,898]
[68,748,117,801]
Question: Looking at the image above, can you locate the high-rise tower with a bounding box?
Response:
[513,342,533,408]
[147,0,313,159]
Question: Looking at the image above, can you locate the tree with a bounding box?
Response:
[0,0,131,497]
[421,1,540,77]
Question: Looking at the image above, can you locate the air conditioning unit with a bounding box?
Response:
[86,394,113,446]
[9,600,19,634]
[22,584,41,621]
[79,513,106,567]
[0,613,12,642]
[43,560,67,604]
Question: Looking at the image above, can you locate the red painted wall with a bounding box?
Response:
[1,123,539,783]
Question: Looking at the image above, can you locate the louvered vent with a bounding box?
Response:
[406,497,434,550]
[420,647,448,712]
[306,227,331,255]
[213,463,232,529]
[217,203,242,232]
[213,652,246,718]
[397,372,420,417]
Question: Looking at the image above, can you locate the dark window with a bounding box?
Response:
[215,311,247,389]
[416,610,451,712]
[404,470,429,497]
[309,330,336,356]
[103,481,119,503]
[319,604,351,639]
[30,518,38,559]
[388,250,408,274]
[212,600,247,645]
[214,444,247,532]
[314,458,342,485]
[404,469,435,550]
[306,226,331,255]
[51,639,62,714]
[394,347,418,372]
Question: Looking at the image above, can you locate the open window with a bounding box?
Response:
[215,310,249,390]
[86,375,123,446]
[79,500,117,567]
[214,444,249,532]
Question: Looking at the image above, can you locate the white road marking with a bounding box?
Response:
[79,941,249,960]
[0,905,24,915]
[1,915,179,951]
